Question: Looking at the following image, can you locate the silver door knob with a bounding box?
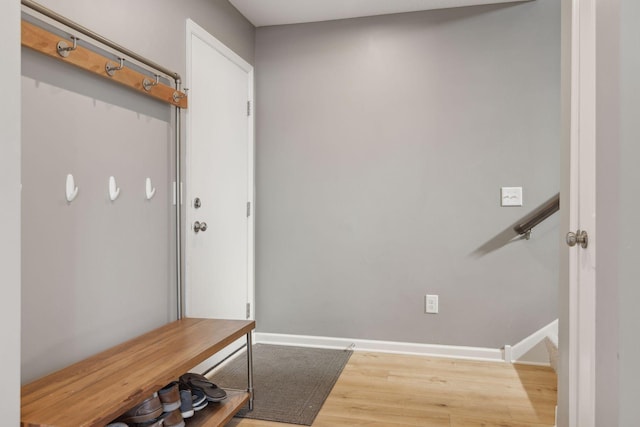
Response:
[566,230,588,249]
[193,221,208,233]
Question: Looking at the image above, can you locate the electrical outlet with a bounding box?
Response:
[425,295,439,314]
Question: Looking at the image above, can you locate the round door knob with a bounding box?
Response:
[566,230,588,249]
[193,221,208,233]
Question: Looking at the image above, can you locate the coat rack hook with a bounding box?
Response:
[105,57,125,76]
[57,35,79,58]
[109,176,121,201]
[65,173,79,202]
[143,75,160,92]
[145,177,156,200]
[172,88,189,103]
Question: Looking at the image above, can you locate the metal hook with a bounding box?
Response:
[56,36,78,58]
[172,88,189,103]
[105,57,125,76]
[143,75,160,92]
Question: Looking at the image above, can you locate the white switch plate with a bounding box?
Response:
[501,187,523,207]
[425,295,439,314]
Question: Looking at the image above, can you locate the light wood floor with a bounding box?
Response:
[225,351,557,427]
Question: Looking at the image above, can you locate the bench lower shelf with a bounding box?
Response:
[187,389,250,427]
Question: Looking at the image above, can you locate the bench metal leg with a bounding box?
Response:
[246,332,254,410]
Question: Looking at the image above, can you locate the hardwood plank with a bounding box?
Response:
[317,398,452,427]
[314,414,449,427]
[450,415,553,427]
[322,387,513,420]
[507,403,557,424]
[226,420,293,427]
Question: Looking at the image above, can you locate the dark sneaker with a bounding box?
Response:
[179,388,194,419]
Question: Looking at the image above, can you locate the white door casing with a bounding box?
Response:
[559,0,596,426]
[185,19,255,358]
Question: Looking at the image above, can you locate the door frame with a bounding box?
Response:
[560,0,596,425]
[184,19,255,320]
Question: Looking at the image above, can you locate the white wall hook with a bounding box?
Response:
[108,176,120,201]
[145,177,156,200]
[65,174,79,202]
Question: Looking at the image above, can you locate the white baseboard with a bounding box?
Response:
[254,332,504,363]
[544,336,559,372]
[509,319,558,363]
[255,321,559,366]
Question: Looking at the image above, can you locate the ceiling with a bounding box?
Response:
[228,0,530,27]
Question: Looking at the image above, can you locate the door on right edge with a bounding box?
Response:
[558,0,596,425]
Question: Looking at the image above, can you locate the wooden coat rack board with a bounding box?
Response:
[21,20,188,109]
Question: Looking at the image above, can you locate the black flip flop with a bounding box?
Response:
[179,372,227,402]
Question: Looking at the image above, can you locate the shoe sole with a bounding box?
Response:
[162,401,181,412]
[194,401,208,411]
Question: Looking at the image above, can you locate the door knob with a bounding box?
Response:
[193,221,208,233]
[566,230,588,249]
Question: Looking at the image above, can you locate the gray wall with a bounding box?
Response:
[0,0,21,423]
[21,58,174,383]
[255,0,560,348]
[21,0,254,383]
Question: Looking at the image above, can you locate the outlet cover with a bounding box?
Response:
[501,187,523,207]
[425,295,439,314]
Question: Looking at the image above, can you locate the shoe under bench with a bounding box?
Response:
[21,318,255,427]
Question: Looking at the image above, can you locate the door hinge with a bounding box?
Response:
[246,302,251,319]
[247,100,252,117]
[246,201,251,217]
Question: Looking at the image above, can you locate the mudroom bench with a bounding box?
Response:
[21,318,255,427]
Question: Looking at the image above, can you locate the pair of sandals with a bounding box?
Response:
[179,372,227,403]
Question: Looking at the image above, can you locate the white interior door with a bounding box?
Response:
[185,20,254,366]
[559,0,596,425]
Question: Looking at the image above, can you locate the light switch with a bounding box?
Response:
[501,187,523,207]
